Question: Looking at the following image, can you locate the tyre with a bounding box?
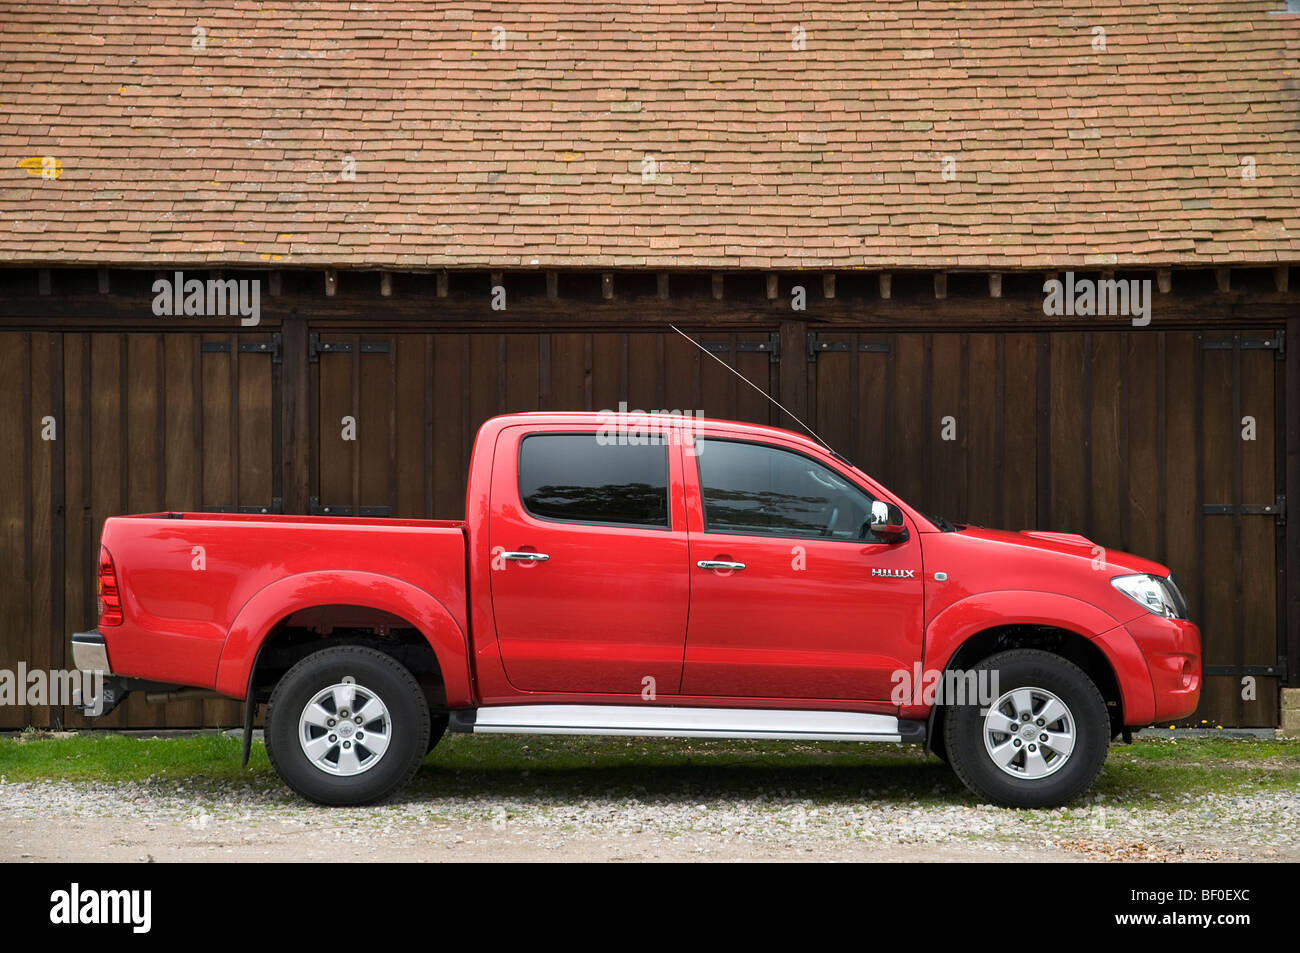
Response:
[943,649,1110,808]
[265,645,431,806]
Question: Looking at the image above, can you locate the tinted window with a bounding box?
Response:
[697,439,876,539]
[518,434,669,527]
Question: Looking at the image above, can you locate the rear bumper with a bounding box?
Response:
[71,631,112,674]
[70,630,130,716]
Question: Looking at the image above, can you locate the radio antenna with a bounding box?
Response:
[668,324,842,459]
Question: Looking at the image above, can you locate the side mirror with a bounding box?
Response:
[866,500,908,544]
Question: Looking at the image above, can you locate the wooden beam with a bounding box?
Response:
[1157,269,1172,294]
[712,274,724,301]
[5,285,1297,332]
[779,321,808,420]
[766,274,779,300]
[268,271,282,296]
[379,272,392,297]
[934,272,947,300]
[97,268,110,294]
[38,269,50,295]
[1275,266,1289,294]
[657,272,670,300]
[988,273,1002,298]
[546,272,558,300]
[436,271,448,298]
[324,269,337,297]
[601,273,614,300]
[878,272,891,300]
[1215,268,1231,293]
[822,273,835,299]
[280,316,310,513]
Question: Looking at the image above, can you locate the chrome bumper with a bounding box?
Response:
[71,631,112,674]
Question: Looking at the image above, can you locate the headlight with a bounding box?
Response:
[1111,574,1186,619]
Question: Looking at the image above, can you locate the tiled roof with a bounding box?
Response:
[2,0,1298,269]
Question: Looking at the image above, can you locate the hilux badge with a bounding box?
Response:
[871,568,915,578]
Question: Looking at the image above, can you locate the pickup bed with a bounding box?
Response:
[73,412,1201,807]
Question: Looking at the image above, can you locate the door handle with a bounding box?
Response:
[501,551,550,562]
[697,560,746,571]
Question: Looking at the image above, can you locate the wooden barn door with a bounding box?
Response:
[808,328,1285,728]
[307,328,780,520]
[0,330,280,729]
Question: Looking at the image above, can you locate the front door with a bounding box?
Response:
[681,436,924,701]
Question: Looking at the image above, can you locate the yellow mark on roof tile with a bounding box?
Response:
[259,253,284,261]
[18,156,63,178]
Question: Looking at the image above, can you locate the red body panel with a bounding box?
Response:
[89,412,1200,729]
[99,514,471,703]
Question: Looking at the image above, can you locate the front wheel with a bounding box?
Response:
[265,645,431,805]
[943,649,1110,808]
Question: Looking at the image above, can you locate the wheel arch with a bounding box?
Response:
[918,593,1136,760]
[214,570,472,706]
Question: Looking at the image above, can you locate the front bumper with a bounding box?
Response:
[1127,615,1202,723]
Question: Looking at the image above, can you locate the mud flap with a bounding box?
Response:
[242,691,257,768]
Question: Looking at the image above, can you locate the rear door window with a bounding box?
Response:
[518,433,669,528]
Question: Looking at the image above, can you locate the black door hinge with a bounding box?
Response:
[201,333,281,363]
[807,333,889,361]
[1203,660,1288,681]
[736,332,781,363]
[1201,496,1285,524]
[309,334,390,362]
[199,497,283,515]
[309,497,391,517]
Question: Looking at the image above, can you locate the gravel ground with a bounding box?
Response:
[2,768,1296,862]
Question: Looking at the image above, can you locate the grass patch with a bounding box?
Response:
[0,731,1295,807]
[0,731,272,783]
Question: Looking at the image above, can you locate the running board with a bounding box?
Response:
[449,705,925,743]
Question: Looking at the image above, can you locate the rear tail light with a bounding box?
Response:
[97,546,122,626]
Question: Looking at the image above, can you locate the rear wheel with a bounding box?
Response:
[943,649,1110,808]
[265,645,430,805]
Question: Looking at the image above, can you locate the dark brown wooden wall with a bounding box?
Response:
[0,322,1287,729]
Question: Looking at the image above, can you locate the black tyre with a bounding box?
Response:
[943,649,1110,808]
[265,645,430,806]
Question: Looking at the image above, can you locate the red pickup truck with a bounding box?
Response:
[72,412,1200,808]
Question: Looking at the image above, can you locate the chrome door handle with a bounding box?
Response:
[501,551,550,562]
[697,560,746,571]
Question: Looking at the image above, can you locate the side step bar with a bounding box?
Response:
[450,705,925,743]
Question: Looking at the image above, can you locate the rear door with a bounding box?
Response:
[487,423,690,695]
[681,435,924,701]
